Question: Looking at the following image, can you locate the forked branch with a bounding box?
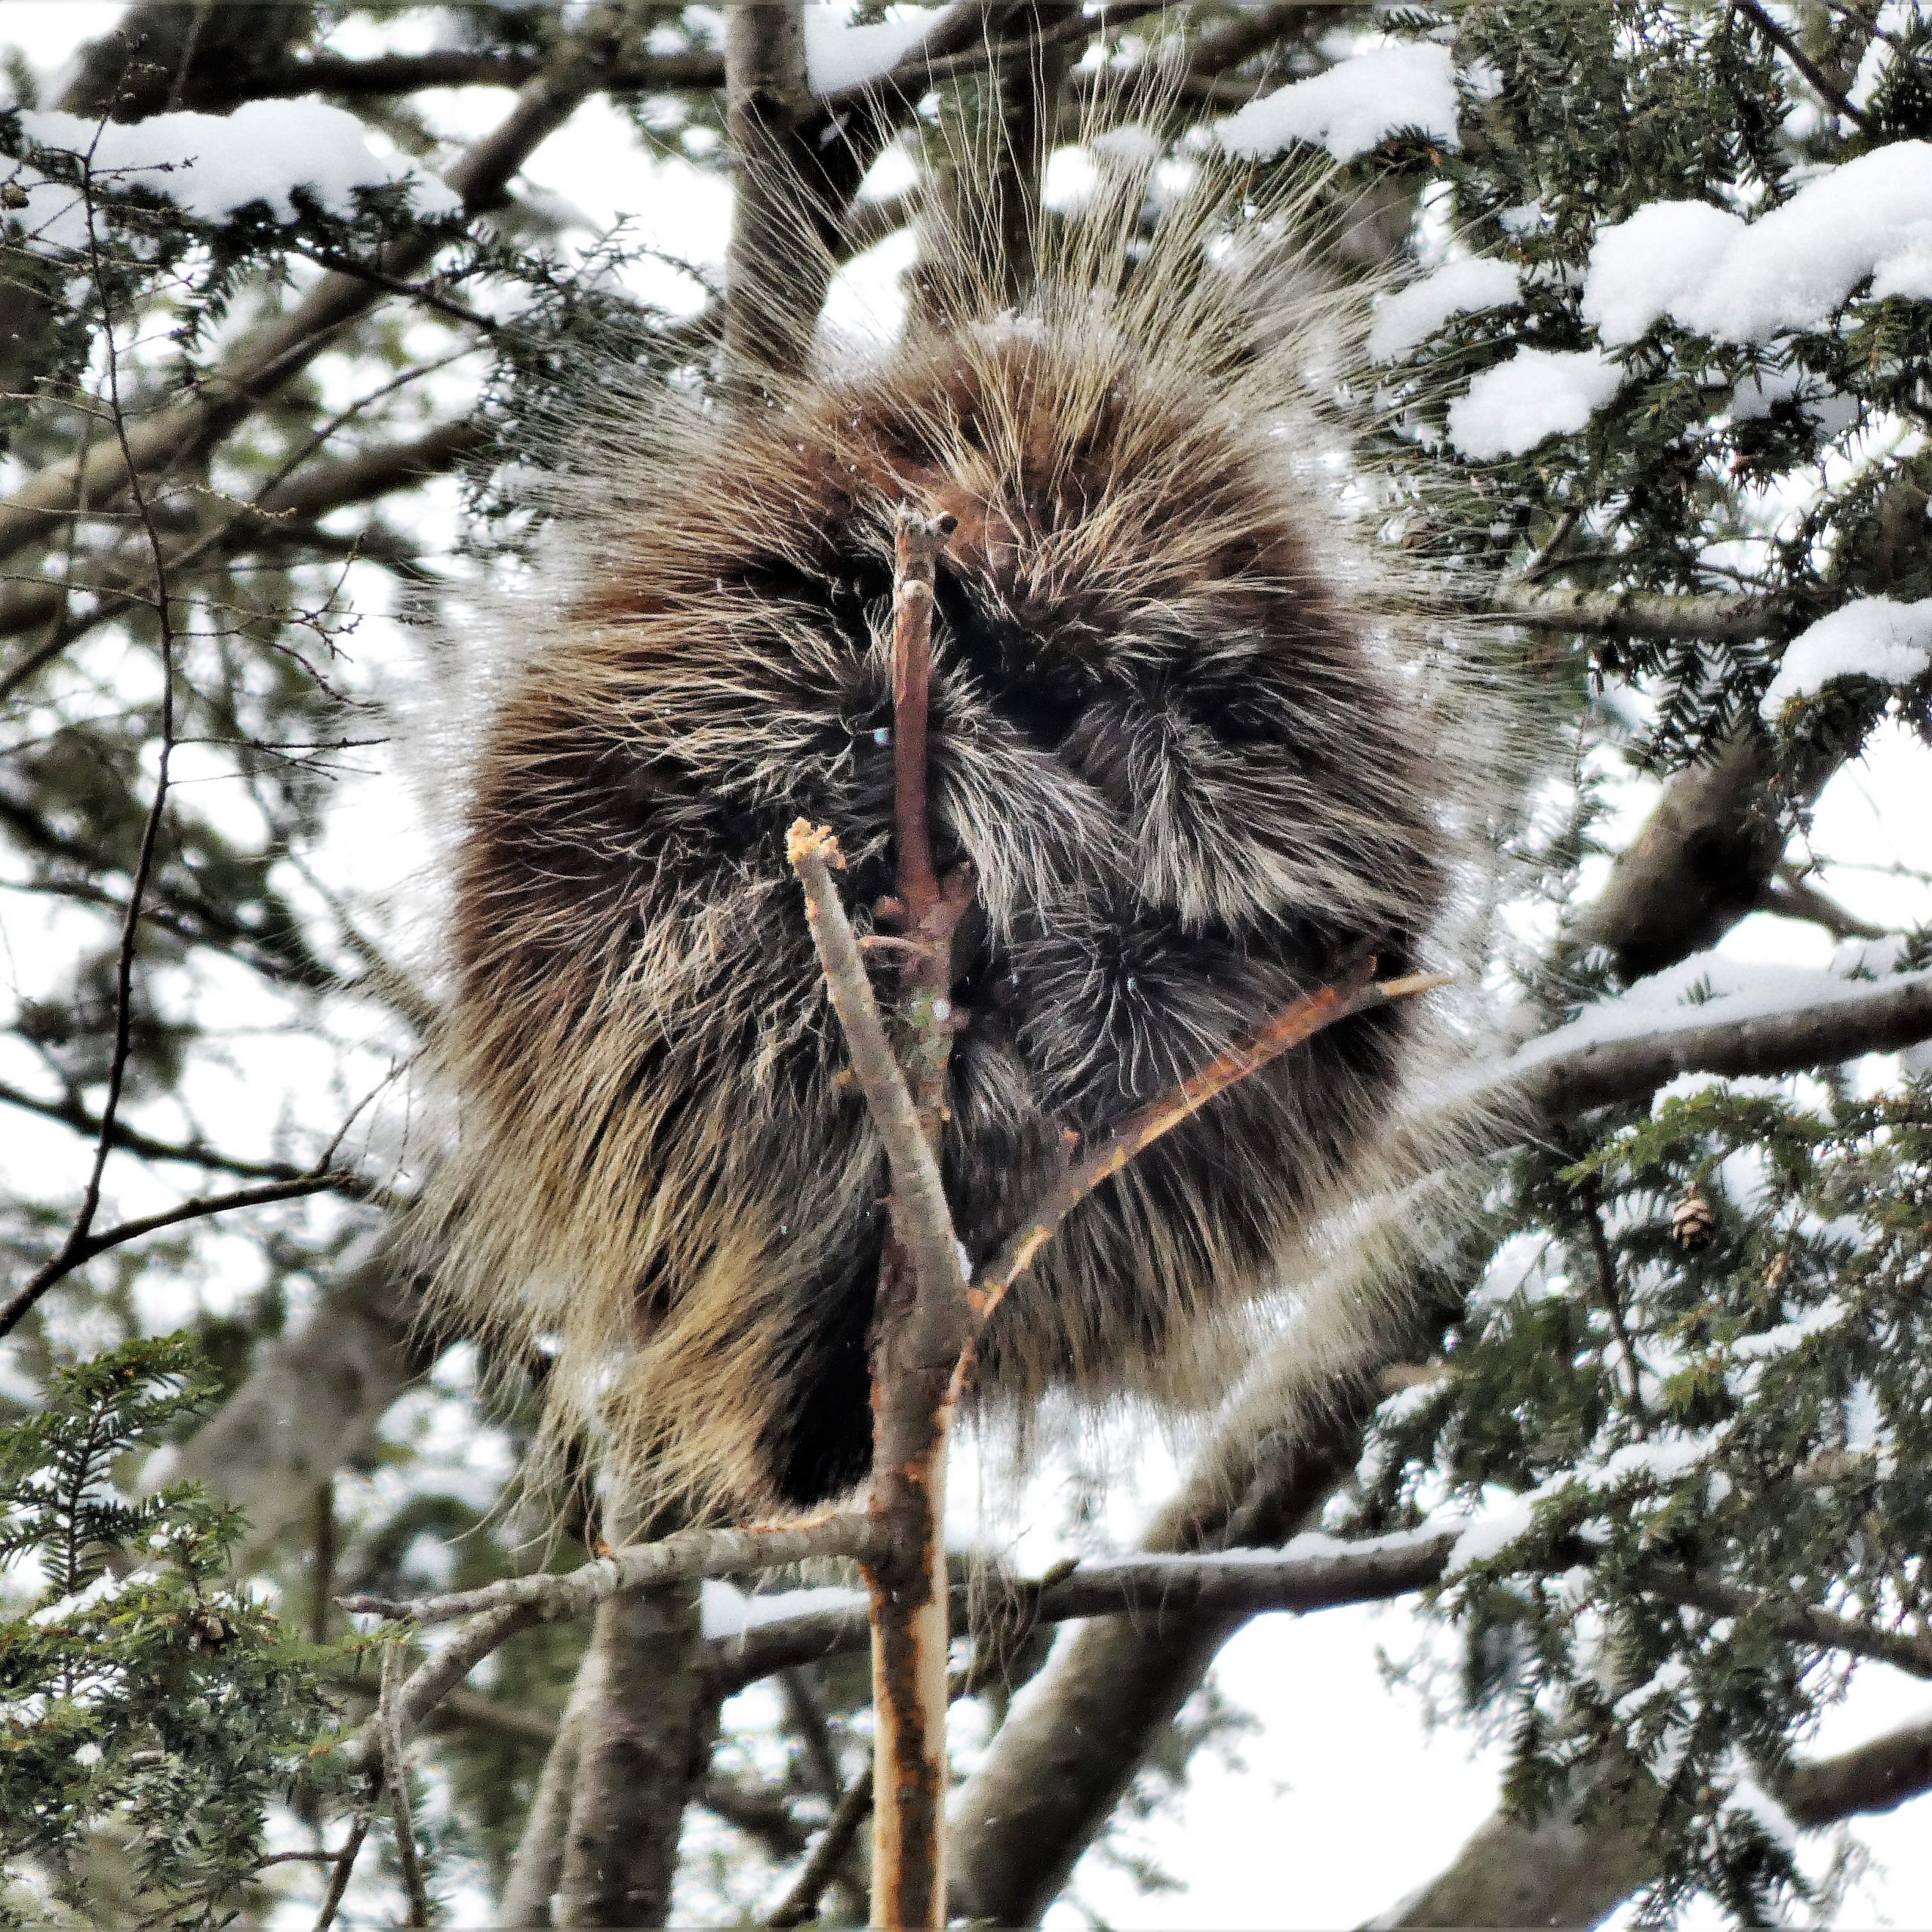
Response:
[783,500,1449,1930]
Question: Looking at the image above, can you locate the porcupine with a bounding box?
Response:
[417,131,1466,1523]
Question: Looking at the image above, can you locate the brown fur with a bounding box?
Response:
[418,162,1464,1519]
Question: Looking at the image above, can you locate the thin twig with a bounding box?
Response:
[767,1765,875,1927]
[0,1074,386,1195]
[967,961,1452,1333]
[1734,0,1876,134]
[0,1172,363,1338]
[309,1810,371,1932]
[17,165,187,1329]
[788,822,970,1331]
[379,1641,432,1927]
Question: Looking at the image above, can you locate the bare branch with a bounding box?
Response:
[378,1643,432,1929]
[1,1171,368,1340]
[787,821,971,1345]
[340,1512,887,1626]
[555,1580,707,1927]
[0,1074,384,1196]
[8,177,191,1337]
[1734,0,1876,134]
[723,1,814,389]
[1785,1710,1932,1826]
[1463,968,1932,1136]
[1638,1563,1932,1679]
[1489,583,1781,645]
[968,960,1448,1331]
[497,1655,595,1929]
[309,1809,372,1932]
[768,1767,875,1928]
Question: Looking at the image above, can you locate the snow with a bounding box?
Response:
[1071,1526,1450,1575]
[11,98,460,250]
[1726,1767,1801,1851]
[1581,199,1749,345]
[699,1578,867,1640]
[1580,142,1932,346]
[1440,1428,1728,1579]
[1090,123,1166,170]
[1444,346,1626,460]
[1215,41,1459,165]
[1647,1069,1790,1115]
[1509,945,1932,1069]
[1466,1231,1559,1310]
[802,5,940,96]
[27,1569,131,1626]
[1729,1297,1850,1361]
[1579,1432,1722,1489]
[1612,1655,1690,1722]
[1759,595,1932,718]
[1367,255,1521,361]
[1442,1493,1539,1575]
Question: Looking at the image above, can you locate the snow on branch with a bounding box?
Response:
[11,97,459,251]
[1432,960,1932,1142]
[1215,39,1459,163]
[1759,596,1932,721]
[1582,140,1932,346]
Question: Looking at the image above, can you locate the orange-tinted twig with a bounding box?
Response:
[964,963,1453,1336]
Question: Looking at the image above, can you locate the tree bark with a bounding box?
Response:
[554,1580,708,1929]
[722,2,816,391]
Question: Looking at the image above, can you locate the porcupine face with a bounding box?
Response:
[441,323,1450,1516]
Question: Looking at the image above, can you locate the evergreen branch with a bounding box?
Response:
[0,412,485,679]
[0,19,617,570]
[1638,1564,1932,1679]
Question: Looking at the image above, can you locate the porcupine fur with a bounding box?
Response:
[416,128,1484,1523]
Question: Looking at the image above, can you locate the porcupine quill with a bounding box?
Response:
[413,96,1489,1522]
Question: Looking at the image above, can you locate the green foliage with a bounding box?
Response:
[1350,1058,1932,1918]
[0,1336,349,1930]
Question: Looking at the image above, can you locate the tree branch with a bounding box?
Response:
[555,1577,706,1927]
[497,1643,602,1929]
[1464,968,1932,1136]
[340,1512,887,1626]
[967,958,1448,1333]
[0,1169,369,1340]
[1489,583,1782,645]
[0,19,615,568]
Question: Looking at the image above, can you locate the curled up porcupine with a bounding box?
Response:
[417,127,1482,1524]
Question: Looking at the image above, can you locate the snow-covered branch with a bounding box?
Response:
[1426,966,1932,1155]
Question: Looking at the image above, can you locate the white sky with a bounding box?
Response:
[5,6,1932,1925]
